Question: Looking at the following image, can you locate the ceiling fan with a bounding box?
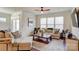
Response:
[34,7,50,14]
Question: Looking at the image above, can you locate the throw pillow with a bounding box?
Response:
[11,31,21,38]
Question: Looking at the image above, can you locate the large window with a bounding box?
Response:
[0,17,6,22]
[40,16,64,30]
[55,16,64,30]
[40,18,46,28]
[47,17,54,28]
[13,19,19,32]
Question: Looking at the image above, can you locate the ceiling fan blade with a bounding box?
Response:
[35,9,41,11]
[43,9,50,11]
[34,7,50,12]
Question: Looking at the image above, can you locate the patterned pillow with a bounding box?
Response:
[5,32,11,38]
[54,29,60,34]
[11,31,21,38]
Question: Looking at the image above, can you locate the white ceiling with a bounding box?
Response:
[0,7,73,15]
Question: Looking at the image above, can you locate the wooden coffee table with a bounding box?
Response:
[33,34,52,44]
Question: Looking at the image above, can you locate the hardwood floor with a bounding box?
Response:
[33,39,66,51]
[31,48,39,51]
[66,39,78,51]
[0,39,78,51]
[33,39,79,51]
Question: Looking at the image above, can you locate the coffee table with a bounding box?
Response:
[33,34,52,44]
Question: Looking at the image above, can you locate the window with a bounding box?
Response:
[13,19,19,32]
[0,17,6,22]
[16,20,19,31]
[55,16,64,31]
[40,18,46,28]
[40,16,64,31]
[47,17,54,28]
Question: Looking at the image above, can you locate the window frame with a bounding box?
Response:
[40,17,47,28]
[54,16,64,30]
[40,16,64,30]
[47,17,54,28]
[12,19,19,32]
[0,17,6,22]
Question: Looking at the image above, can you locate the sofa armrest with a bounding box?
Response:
[0,38,12,44]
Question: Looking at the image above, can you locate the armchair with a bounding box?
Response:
[0,31,12,51]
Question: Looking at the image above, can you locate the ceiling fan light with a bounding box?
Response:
[41,11,43,14]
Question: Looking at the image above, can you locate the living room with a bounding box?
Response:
[0,7,79,51]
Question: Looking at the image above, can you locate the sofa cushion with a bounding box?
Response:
[54,29,60,34]
[5,32,11,38]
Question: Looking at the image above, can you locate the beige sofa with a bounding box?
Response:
[51,33,60,39]
[11,31,33,51]
[12,37,32,51]
[0,31,33,51]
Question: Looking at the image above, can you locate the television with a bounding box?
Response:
[71,8,79,27]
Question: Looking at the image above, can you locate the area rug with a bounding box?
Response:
[32,39,66,51]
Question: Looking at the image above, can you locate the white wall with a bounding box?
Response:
[72,27,79,39]
[11,11,35,36]
[20,11,35,36]
[35,11,72,31]
[11,11,22,32]
[0,12,11,31]
[71,8,79,39]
